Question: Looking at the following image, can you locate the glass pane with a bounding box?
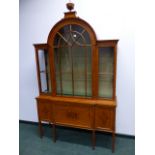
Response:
[38,49,51,93]
[99,74,113,98]
[54,47,73,96]
[70,24,91,45]
[98,47,114,98]
[54,33,59,46]
[72,46,85,96]
[87,46,92,97]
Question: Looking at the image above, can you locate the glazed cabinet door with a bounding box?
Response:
[53,24,92,97]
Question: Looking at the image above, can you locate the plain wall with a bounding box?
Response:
[19,0,135,135]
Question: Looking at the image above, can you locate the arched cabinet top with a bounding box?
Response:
[47,16,97,46]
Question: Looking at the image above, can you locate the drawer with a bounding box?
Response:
[54,103,92,129]
[37,102,52,121]
[95,106,115,131]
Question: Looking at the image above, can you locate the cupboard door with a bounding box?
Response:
[98,47,114,99]
[95,106,114,131]
[54,102,92,129]
[37,102,52,122]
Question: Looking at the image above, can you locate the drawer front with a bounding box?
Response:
[95,107,115,131]
[37,102,52,121]
[54,103,92,128]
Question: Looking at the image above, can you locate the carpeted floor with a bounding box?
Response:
[19,122,135,155]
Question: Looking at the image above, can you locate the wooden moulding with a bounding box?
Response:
[64,11,77,18]
[96,40,119,47]
[36,95,116,107]
[47,17,97,46]
[33,43,48,50]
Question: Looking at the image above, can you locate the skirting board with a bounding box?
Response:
[19,120,135,139]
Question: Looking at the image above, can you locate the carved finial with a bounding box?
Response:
[66,1,74,12]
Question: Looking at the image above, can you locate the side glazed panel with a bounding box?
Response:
[98,47,114,99]
[37,49,52,93]
[54,102,93,129]
[37,101,52,122]
[95,106,115,131]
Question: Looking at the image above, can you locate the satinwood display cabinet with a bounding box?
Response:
[34,2,118,152]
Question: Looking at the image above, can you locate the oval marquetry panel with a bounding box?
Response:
[54,103,92,128]
[66,111,79,120]
[95,107,114,131]
[38,102,51,121]
[101,113,109,125]
[41,106,49,115]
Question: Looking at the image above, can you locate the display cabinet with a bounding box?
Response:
[34,2,118,152]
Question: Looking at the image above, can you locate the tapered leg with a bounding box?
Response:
[52,124,56,143]
[112,132,115,153]
[38,121,43,138]
[92,130,96,150]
